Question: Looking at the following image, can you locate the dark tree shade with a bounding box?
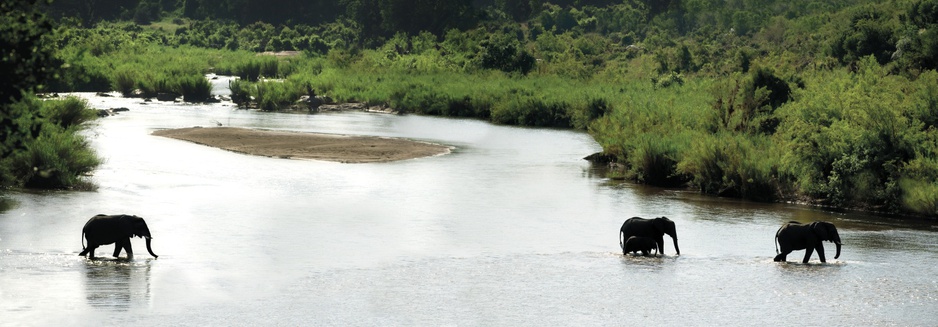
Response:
[1,0,55,159]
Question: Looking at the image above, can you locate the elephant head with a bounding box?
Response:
[125,215,157,258]
[810,221,842,259]
[653,217,680,255]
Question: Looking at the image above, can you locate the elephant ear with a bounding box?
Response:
[811,222,831,240]
[653,217,667,231]
[118,215,135,237]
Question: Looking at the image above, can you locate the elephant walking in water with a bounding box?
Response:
[774,221,842,263]
[623,236,658,256]
[619,216,680,256]
[79,214,158,259]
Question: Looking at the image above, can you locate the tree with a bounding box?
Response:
[1,0,55,163]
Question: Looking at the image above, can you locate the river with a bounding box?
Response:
[1,91,937,326]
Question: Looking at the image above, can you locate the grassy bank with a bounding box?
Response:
[36,0,938,216]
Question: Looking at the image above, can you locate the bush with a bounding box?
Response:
[40,96,98,130]
[229,79,251,106]
[678,134,778,200]
[177,74,213,102]
[10,127,101,189]
[478,34,536,74]
[5,97,100,189]
[112,68,137,96]
[236,60,263,82]
[253,80,304,111]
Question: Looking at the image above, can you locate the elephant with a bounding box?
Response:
[619,216,680,256]
[774,221,842,263]
[79,214,158,259]
[623,236,658,256]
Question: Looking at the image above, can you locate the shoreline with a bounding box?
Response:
[152,127,451,163]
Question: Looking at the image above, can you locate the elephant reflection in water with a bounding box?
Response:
[83,261,152,310]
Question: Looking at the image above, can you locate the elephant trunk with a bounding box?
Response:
[834,242,841,259]
[672,237,680,256]
[145,237,158,258]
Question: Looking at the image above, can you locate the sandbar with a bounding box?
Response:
[153,127,451,163]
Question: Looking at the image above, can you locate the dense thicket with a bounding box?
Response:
[22,0,938,215]
[1,0,101,191]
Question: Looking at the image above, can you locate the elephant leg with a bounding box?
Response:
[802,247,815,263]
[816,243,827,263]
[113,240,124,257]
[124,239,134,259]
[774,251,789,262]
[85,245,98,259]
[112,238,134,259]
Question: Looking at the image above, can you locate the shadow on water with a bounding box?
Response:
[772,260,847,280]
[0,197,16,213]
[617,252,679,270]
[82,258,153,311]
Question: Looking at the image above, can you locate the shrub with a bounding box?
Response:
[237,60,262,82]
[177,74,213,102]
[40,96,98,130]
[6,97,100,189]
[10,127,101,189]
[253,80,304,111]
[629,135,688,187]
[229,79,251,106]
[112,68,137,96]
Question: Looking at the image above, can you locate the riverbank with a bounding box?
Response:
[152,127,451,163]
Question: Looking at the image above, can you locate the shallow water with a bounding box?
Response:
[1,94,937,326]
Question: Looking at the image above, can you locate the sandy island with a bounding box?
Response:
[153,127,451,163]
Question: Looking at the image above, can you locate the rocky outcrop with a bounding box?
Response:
[96,107,130,117]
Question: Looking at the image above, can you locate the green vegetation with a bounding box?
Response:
[1,0,101,191]
[1,0,935,216]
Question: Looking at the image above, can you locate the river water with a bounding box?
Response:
[1,91,937,326]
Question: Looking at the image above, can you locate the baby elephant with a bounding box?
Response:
[623,236,658,256]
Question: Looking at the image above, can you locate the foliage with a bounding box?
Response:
[27,0,938,215]
[1,0,56,163]
[177,75,213,102]
[1,1,100,191]
[4,96,100,189]
[478,33,536,74]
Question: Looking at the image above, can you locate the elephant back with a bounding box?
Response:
[82,214,131,241]
[620,217,663,238]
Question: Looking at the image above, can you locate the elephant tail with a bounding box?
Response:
[78,231,87,256]
[619,230,624,250]
[774,226,783,254]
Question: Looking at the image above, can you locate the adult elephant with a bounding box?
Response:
[619,216,680,256]
[774,221,842,263]
[79,214,158,259]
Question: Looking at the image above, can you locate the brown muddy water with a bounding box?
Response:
[1,92,937,326]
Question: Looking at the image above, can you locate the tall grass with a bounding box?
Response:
[40,96,99,131]
[295,66,624,129]
[254,80,305,111]
[112,68,137,96]
[177,75,213,102]
[229,79,251,106]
